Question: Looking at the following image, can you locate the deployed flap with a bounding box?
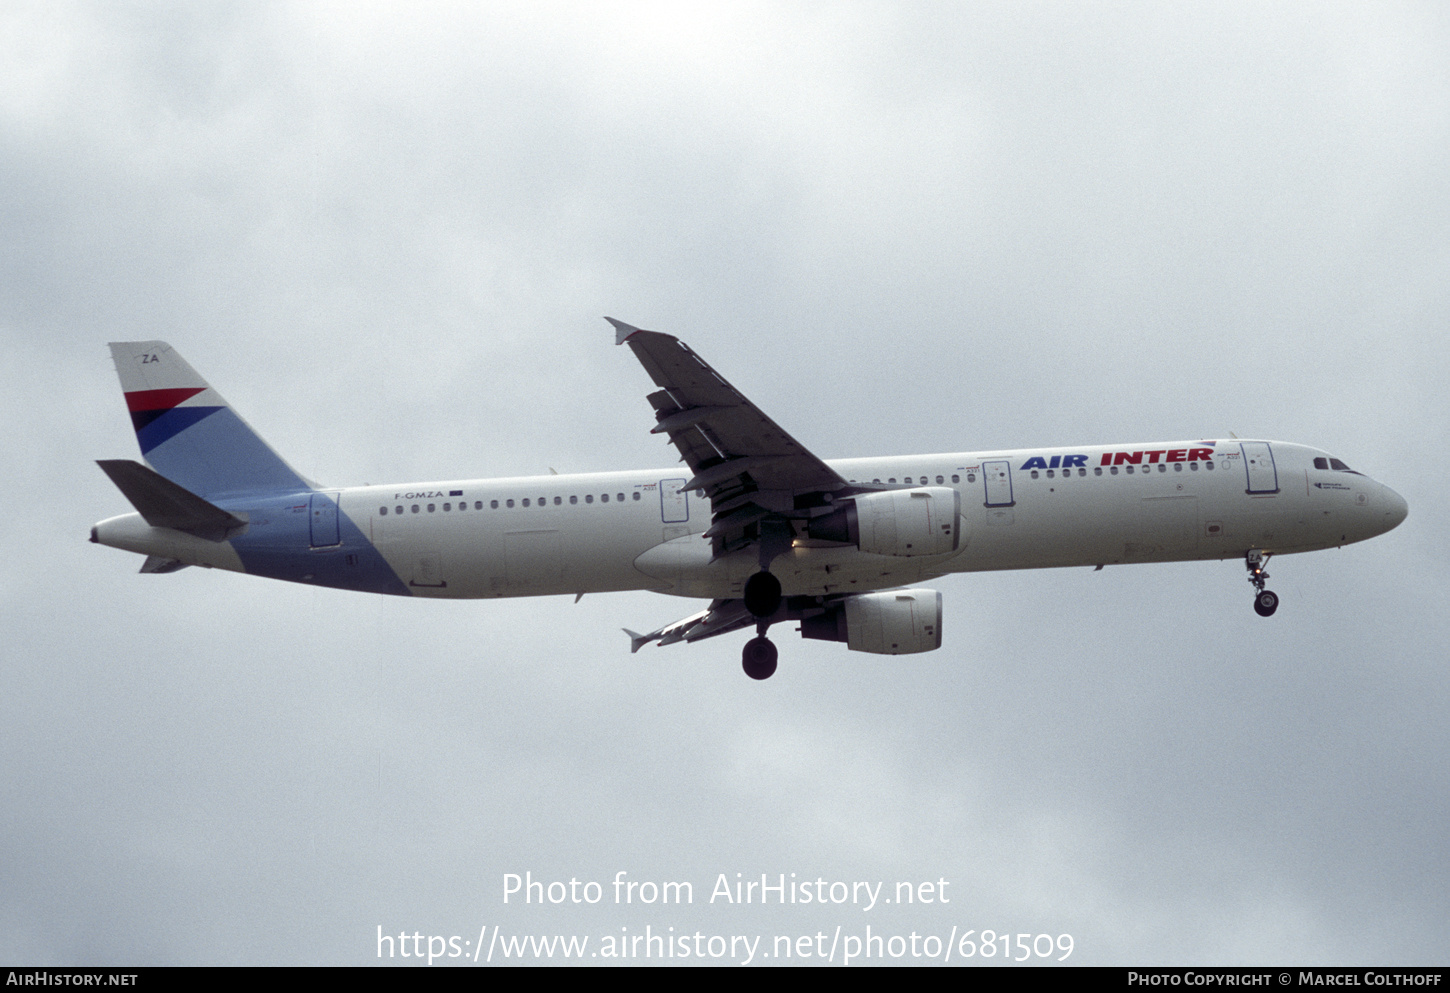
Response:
[97,459,248,541]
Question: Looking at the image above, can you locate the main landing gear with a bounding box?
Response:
[742,635,778,680]
[1246,549,1279,617]
[741,571,783,679]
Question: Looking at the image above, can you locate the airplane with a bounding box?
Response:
[91,319,1408,679]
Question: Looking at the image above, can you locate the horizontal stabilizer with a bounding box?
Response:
[140,555,190,574]
[97,459,247,541]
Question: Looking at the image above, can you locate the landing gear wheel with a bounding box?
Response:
[742,637,778,680]
[1254,590,1279,617]
[743,571,783,619]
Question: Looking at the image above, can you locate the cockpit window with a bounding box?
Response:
[1318,456,1363,475]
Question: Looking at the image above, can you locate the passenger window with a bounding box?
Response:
[1094,467,1102,476]
[965,474,973,483]
[1046,470,1054,478]
[475,501,483,510]
[601,493,609,503]
[443,503,451,511]
[490,500,498,509]
[632,492,641,501]
[554,496,562,506]
[427,503,435,512]
[1158,465,1166,473]
[1205,462,1214,471]
[412,504,420,513]
[522,499,530,507]
[379,506,388,516]
[586,495,593,504]
[1173,464,1182,471]
[506,499,514,508]
[395,505,404,514]
[1078,468,1086,476]
[1110,467,1119,476]
[936,475,944,484]
[1189,463,1198,471]
[1031,470,1039,479]
[570,495,578,505]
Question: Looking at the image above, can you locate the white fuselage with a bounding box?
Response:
[94,439,1407,601]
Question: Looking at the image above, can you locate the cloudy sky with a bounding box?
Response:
[3,0,1447,966]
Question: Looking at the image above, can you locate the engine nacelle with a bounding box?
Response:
[806,487,960,556]
[800,588,943,655]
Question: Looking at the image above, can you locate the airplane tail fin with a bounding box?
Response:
[108,341,311,497]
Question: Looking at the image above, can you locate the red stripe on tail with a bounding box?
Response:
[124,387,206,412]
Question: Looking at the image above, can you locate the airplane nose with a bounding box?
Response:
[1379,484,1408,533]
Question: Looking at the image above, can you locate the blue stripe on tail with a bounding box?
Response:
[142,407,310,498]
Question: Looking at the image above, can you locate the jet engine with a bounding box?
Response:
[806,487,960,557]
[799,588,943,654]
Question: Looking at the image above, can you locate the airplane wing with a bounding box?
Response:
[609,318,851,559]
[624,598,756,652]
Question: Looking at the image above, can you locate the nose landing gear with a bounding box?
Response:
[1246,550,1278,616]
